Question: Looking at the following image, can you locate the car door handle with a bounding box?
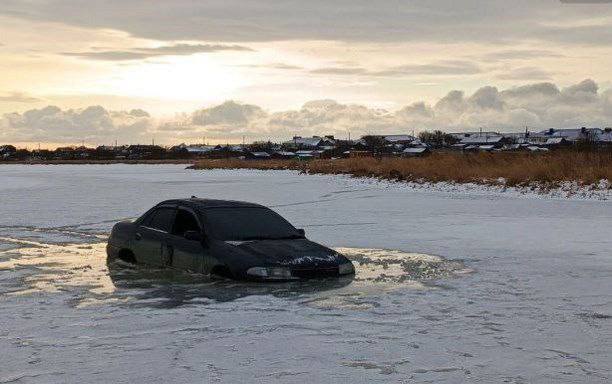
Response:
[135,232,142,240]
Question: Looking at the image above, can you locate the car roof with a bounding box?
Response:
[157,198,266,210]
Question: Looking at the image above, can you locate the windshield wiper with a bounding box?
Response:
[238,234,303,241]
[238,236,277,241]
[276,234,304,239]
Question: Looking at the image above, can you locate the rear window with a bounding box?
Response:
[146,208,175,232]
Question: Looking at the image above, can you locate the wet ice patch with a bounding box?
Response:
[0,238,114,297]
[0,229,472,311]
[337,247,471,284]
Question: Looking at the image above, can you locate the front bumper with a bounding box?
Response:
[245,261,354,281]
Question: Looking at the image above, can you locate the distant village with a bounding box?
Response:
[1,127,611,162]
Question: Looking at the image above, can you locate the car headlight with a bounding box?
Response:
[247,266,295,280]
[338,261,355,275]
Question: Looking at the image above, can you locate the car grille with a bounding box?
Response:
[291,266,339,278]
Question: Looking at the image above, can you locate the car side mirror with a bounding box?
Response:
[184,230,204,242]
[297,228,305,237]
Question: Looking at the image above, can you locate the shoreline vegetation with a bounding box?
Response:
[190,151,612,189]
[2,151,611,191]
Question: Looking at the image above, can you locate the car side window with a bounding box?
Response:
[172,208,201,237]
[146,207,175,232]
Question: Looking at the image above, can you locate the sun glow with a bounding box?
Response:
[93,54,250,103]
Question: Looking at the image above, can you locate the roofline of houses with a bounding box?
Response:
[2,127,611,161]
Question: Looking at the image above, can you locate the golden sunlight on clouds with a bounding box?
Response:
[1,1,612,145]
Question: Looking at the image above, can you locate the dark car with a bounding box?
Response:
[106,198,355,281]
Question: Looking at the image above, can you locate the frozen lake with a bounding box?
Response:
[1,164,611,383]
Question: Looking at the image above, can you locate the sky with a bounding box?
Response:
[1,0,612,146]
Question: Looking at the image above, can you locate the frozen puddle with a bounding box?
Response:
[0,233,470,308]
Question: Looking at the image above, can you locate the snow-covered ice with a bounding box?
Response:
[0,164,611,383]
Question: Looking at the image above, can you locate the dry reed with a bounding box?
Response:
[192,150,612,187]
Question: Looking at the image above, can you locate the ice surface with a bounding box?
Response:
[0,164,611,383]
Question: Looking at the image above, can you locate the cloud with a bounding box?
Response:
[0,92,42,103]
[372,61,482,77]
[309,60,482,78]
[63,43,253,61]
[481,49,565,62]
[3,79,611,144]
[156,79,612,140]
[191,100,266,126]
[496,67,553,80]
[1,105,152,142]
[240,63,302,70]
[3,1,612,47]
[310,67,368,75]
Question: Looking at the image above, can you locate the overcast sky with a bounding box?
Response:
[1,0,612,145]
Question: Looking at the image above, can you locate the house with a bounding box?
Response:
[478,145,497,151]
[271,151,296,159]
[295,150,321,159]
[451,134,509,151]
[527,146,549,152]
[402,147,429,157]
[54,146,95,160]
[515,132,549,145]
[540,127,602,143]
[0,145,16,159]
[381,135,416,145]
[245,151,271,160]
[126,145,166,159]
[361,134,417,148]
[449,131,500,141]
[450,143,467,150]
[171,143,216,155]
[542,137,569,147]
[95,145,125,159]
[283,135,336,149]
[343,150,372,158]
[595,128,612,144]
[459,135,505,146]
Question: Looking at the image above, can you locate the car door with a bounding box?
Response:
[133,206,175,266]
[167,207,211,272]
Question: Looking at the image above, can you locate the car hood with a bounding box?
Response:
[232,238,344,267]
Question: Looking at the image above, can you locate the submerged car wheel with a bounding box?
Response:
[211,265,233,279]
[117,249,137,264]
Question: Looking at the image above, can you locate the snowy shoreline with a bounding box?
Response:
[190,167,612,201]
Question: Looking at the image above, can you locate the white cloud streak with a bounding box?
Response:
[63,43,254,61]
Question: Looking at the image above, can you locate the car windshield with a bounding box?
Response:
[203,207,301,241]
